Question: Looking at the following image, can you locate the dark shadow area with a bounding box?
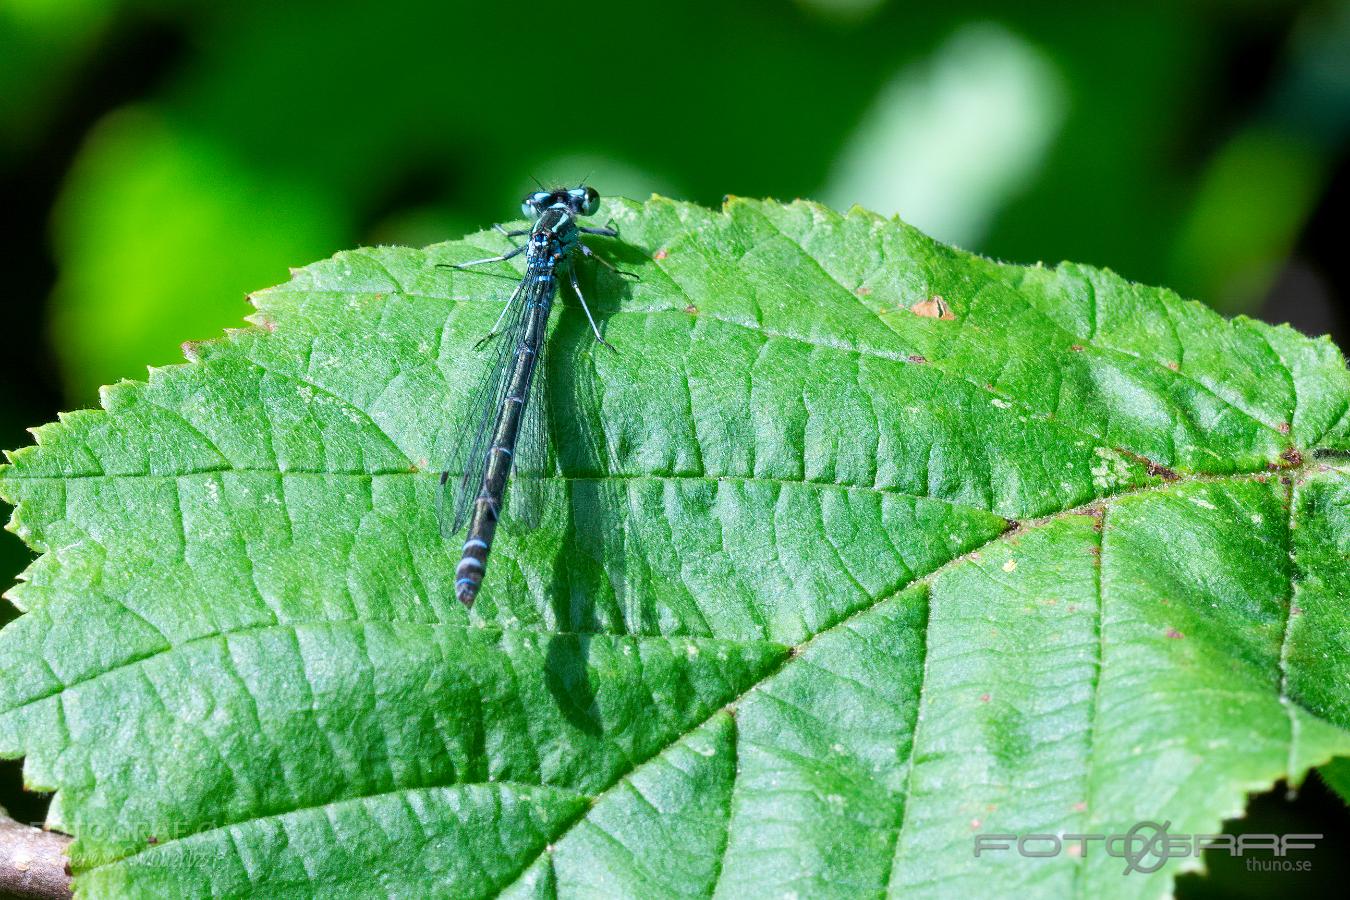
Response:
[0,761,49,829]
[1175,774,1348,899]
[542,635,602,739]
[538,252,650,730]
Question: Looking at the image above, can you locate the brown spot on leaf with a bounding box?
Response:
[653,248,669,260]
[980,693,991,703]
[1070,344,1084,352]
[1073,801,1087,812]
[1278,422,1291,434]
[855,285,872,296]
[1166,361,1180,371]
[147,835,159,845]
[907,354,927,364]
[1117,448,1178,481]
[684,304,698,315]
[1165,628,1184,639]
[911,295,955,320]
[1280,448,1303,467]
[1146,462,1178,480]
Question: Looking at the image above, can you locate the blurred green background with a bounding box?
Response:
[2,0,1348,893]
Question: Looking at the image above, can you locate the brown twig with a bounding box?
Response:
[0,812,71,899]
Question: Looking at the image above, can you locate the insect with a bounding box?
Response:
[437,185,634,608]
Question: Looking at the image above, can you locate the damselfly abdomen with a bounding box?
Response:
[437,186,632,607]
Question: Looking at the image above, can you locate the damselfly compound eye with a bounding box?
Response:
[578,186,600,216]
[521,191,554,217]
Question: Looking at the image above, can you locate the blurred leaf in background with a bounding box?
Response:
[1169,2,1350,313]
[31,0,1347,406]
[822,22,1066,247]
[49,107,347,395]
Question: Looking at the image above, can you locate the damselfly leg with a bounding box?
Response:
[447,243,528,269]
[474,282,524,350]
[579,242,640,280]
[568,264,616,350]
[494,223,529,246]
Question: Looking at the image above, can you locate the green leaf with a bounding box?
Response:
[1320,756,1350,806]
[49,108,348,403]
[3,196,1350,897]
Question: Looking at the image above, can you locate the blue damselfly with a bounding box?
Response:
[437,185,633,607]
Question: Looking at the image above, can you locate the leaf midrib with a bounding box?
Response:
[5,619,790,726]
[96,779,589,874]
[12,456,1325,883]
[23,462,1305,884]
[492,460,1325,897]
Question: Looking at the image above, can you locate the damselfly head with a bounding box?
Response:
[520,185,601,218]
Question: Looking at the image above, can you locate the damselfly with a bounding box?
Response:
[437,185,633,607]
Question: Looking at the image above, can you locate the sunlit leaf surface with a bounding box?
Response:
[3,197,1349,897]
